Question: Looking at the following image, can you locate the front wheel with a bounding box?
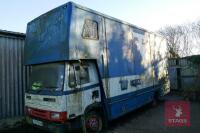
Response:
[84,111,103,133]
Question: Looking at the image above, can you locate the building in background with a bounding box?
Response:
[0,30,28,120]
[168,55,200,90]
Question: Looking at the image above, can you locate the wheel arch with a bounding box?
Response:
[84,102,104,115]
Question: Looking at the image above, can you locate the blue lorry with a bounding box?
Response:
[24,2,169,133]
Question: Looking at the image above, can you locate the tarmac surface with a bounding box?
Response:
[1,93,200,133]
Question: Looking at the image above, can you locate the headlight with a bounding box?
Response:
[51,113,60,119]
[50,112,67,123]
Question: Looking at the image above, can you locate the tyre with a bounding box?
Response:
[84,111,103,133]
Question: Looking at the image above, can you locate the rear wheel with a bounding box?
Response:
[84,111,103,133]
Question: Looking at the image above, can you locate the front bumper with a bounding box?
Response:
[26,116,74,133]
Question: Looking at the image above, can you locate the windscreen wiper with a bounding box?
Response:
[35,88,43,94]
[44,86,60,92]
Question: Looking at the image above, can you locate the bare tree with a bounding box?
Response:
[191,20,200,52]
[158,26,181,58]
[158,21,200,58]
[178,24,192,56]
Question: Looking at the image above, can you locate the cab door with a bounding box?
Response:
[66,61,101,119]
[66,62,83,119]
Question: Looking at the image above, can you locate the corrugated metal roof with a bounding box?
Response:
[0,29,25,39]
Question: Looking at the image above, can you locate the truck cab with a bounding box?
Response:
[25,60,105,132]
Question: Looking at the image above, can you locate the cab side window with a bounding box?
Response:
[68,64,90,88]
[75,65,90,85]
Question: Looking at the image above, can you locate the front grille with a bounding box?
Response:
[29,108,51,120]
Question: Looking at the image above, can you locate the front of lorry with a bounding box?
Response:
[25,62,69,132]
[24,3,73,132]
[24,2,104,132]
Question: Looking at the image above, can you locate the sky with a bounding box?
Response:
[0,0,200,33]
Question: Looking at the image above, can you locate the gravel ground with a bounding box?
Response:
[1,93,200,133]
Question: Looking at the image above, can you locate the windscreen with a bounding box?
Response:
[30,62,65,91]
